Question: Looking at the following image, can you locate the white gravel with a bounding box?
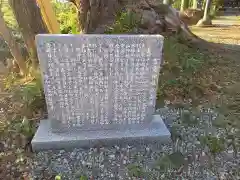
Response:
[32,107,240,180]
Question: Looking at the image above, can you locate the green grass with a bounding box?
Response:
[157,35,211,105]
[105,10,141,34]
[0,72,45,149]
[1,0,18,30]
[3,70,46,118]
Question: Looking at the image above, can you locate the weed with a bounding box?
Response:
[164,36,206,73]
[79,175,88,180]
[181,110,199,126]
[3,72,19,90]
[172,0,181,9]
[127,164,144,178]
[0,0,18,30]
[157,35,210,103]
[212,114,229,128]
[105,10,140,34]
[55,175,61,180]
[13,116,36,138]
[154,152,184,172]
[52,0,80,34]
[199,135,225,156]
[4,70,46,119]
[18,80,45,116]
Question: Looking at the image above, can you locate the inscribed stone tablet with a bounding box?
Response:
[36,35,163,131]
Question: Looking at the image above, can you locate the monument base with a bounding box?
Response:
[31,115,171,152]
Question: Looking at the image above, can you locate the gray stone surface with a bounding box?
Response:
[32,34,170,151]
[35,34,163,131]
[32,114,170,151]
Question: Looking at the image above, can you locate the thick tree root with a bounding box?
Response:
[69,0,204,43]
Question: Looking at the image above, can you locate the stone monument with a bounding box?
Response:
[31,34,170,151]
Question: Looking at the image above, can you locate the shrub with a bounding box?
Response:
[105,10,140,34]
[52,0,80,34]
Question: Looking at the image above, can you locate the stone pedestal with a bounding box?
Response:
[32,34,171,151]
[32,115,170,151]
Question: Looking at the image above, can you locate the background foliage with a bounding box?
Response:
[52,0,80,34]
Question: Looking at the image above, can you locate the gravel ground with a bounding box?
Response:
[32,107,240,180]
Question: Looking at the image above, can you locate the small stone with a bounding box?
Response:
[70,151,76,158]
[30,105,234,179]
[109,154,115,160]
[11,166,16,171]
[19,167,25,172]
[115,145,120,150]
[93,148,98,152]
[146,147,150,152]
[6,163,11,169]
[86,162,92,166]
[63,158,68,164]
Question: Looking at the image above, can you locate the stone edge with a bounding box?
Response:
[31,115,171,152]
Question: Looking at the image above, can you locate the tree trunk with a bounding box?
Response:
[69,0,122,33]
[36,0,60,33]
[180,0,189,11]
[192,0,198,9]
[8,0,49,68]
[0,10,27,75]
[197,0,212,26]
[203,0,211,20]
[68,0,200,44]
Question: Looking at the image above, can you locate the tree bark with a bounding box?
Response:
[68,0,122,33]
[197,0,212,26]
[192,0,198,9]
[0,10,27,75]
[180,0,189,11]
[36,0,60,33]
[68,0,200,44]
[8,0,49,68]
[203,0,211,20]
